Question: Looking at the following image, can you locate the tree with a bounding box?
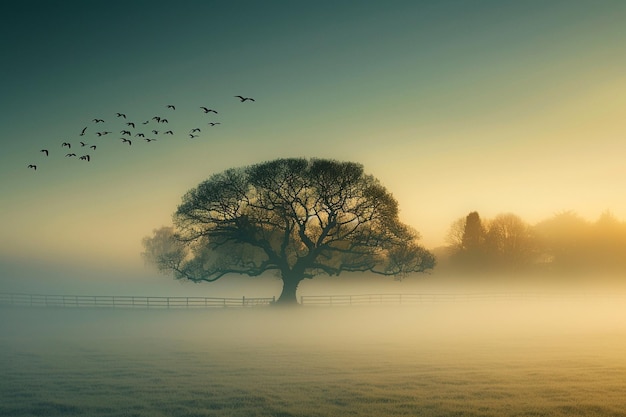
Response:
[142,158,435,305]
[533,211,590,270]
[461,211,485,252]
[444,211,487,270]
[445,216,466,252]
[484,213,535,267]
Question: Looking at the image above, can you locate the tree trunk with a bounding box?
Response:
[276,275,302,305]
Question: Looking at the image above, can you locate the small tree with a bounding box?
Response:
[142,158,435,304]
[461,211,485,252]
[485,213,535,267]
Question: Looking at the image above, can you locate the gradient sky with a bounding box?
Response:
[2,0,626,294]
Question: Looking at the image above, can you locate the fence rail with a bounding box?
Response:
[1,292,622,309]
[0,293,275,309]
[299,292,624,306]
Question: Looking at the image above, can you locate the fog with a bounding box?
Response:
[4,293,626,416]
[3,295,625,348]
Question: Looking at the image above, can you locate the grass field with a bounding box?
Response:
[1,298,626,416]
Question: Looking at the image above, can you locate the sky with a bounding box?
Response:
[2,0,626,295]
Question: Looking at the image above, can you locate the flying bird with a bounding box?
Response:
[80,127,87,136]
[166,105,175,110]
[116,113,126,118]
[142,120,149,125]
[121,130,131,136]
[93,118,105,123]
[121,138,132,145]
[189,134,199,138]
[152,116,161,122]
[200,107,218,114]
[135,133,145,137]
[28,164,37,170]
[90,145,96,150]
[208,122,221,126]
[164,130,173,135]
[80,155,90,161]
[126,122,135,128]
[152,130,159,134]
[235,95,255,102]
[62,142,71,148]
[40,149,49,156]
[190,128,201,133]
[145,138,157,142]
[159,119,168,123]
[80,142,87,147]
[66,153,76,157]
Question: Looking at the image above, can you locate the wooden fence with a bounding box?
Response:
[0,292,621,309]
[299,292,622,306]
[0,293,275,309]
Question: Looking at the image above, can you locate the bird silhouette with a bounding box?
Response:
[80,142,87,147]
[135,133,145,137]
[62,142,71,148]
[121,138,132,145]
[121,130,132,136]
[189,134,199,138]
[40,149,49,156]
[164,130,173,135]
[235,95,255,102]
[208,122,221,126]
[145,138,157,142]
[93,118,105,123]
[66,153,76,157]
[80,155,90,161]
[126,122,135,128]
[200,107,218,114]
[80,127,87,136]
[142,120,149,125]
[167,105,175,110]
[159,119,168,123]
[28,164,37,170]
[152,116,161,122]
[190,128,201,133]
[116,113,126,118]
[152,130,159,134]
[90,145,96,150]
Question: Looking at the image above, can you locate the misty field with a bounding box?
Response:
[1,297,626,417]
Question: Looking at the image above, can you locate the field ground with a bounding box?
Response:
[1,298,626,416]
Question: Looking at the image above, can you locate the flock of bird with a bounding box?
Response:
[27,95,255,171]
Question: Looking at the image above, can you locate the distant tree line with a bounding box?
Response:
[443,210,626,275]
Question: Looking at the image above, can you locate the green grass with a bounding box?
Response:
[1,301,625,416]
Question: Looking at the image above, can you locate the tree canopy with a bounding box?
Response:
[143,158,435,304]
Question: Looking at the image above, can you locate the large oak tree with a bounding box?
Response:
[142,158,435,304]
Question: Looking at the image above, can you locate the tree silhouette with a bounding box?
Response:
[142,158,435,304]
[485,213,535,267]
[461,211,485,252]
